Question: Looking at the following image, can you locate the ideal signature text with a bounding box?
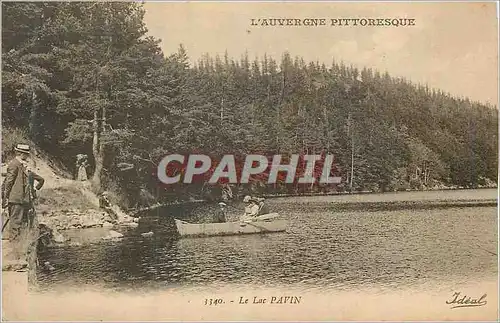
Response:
[446,292,487,309]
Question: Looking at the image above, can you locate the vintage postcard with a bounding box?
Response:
[1,1,498,321]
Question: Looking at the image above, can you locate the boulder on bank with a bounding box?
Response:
[43,261,56,271]
[102,221,114,228]
[121,222,138,228]
[38,223,70,246]
[102,230,124,241]
[141,231,154,238]
[52,230,67,243]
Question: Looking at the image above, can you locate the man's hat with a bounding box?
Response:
[243,195,252,203]
[218,202,227,207]
[14,144,30,154]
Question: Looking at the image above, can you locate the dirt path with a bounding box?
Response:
[2,155,133,232]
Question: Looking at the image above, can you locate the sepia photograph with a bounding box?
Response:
[1,1,498,321]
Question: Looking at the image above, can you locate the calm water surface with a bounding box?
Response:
[37,189,498,292]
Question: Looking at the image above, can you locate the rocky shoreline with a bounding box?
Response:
[40,208,117,230]
[38,208,139,245]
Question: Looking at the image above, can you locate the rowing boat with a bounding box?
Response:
[174,213,287,238]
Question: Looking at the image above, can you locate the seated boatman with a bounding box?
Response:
[213,202,227,223]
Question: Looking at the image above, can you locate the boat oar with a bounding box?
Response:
[222,203,294,234]
[241,221,271,233]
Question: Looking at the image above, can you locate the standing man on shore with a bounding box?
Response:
[2,144,45,266]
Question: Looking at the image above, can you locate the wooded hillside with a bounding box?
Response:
[2,2,497,207]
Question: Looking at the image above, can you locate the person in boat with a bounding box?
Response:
[254,197,269,215]
[213,202,227,223]
[244,195,270,215]
[240,195,260,222]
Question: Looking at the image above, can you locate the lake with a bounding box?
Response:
[36,189,498,293]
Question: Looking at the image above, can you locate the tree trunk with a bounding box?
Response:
[29,91,38,142]
[350,134,354,190]
[276,70,286,148]
[92,107,103,192]
[220,95,224,121]
[348,113,355,191]
[323,104,330,153]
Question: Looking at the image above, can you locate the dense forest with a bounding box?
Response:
[2,2,497,208]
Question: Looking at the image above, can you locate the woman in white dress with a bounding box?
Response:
[77,158,88,181]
